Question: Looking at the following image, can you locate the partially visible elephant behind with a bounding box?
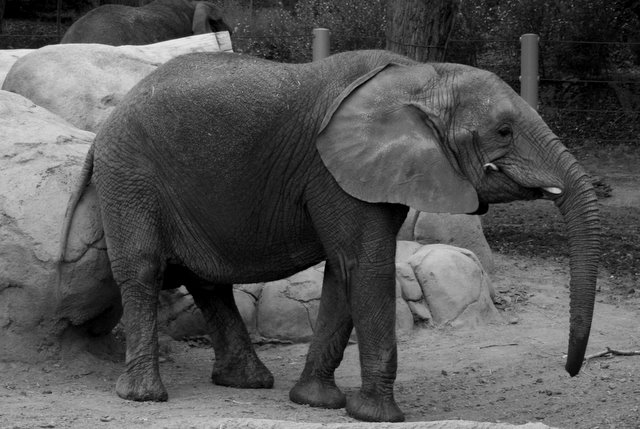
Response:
[60,50,600,422]
[61,0,231,45]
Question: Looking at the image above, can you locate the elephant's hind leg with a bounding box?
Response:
[186,282,274,389]
[113,256,168,402]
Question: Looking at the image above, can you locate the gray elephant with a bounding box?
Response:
[60,50,599,422]
[61,0,231,45]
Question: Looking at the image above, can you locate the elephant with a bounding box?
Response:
[59,50,600,422]
[60,0,231,45]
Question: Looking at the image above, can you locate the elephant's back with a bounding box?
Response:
[101,50,412,167]
[131,53,317,189]
[136,52,319,146]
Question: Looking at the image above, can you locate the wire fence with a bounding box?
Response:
[1,28,639,147]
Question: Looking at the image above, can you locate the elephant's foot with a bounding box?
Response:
[346,391,404,422]
[289,377,346,409]
[116,370,168,402]
[211,357,274,389]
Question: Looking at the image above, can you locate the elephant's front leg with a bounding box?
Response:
[289,259,353,408]
[291,239,404,421]
[346,257,403,422]
[302,190,408,421]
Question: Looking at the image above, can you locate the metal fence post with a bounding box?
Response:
[312,28,330,61]
[520,33,539,110]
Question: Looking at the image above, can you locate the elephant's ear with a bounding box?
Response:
[193,2,231,34]
[316,64,479,214]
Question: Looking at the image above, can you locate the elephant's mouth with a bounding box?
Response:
[469,185,555,216]
[475,172,552,206]
[478,160,566,205]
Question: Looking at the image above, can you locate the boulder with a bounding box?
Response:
[256,266,323,342]
[404,243,499,328]
[0,90,118,361]
[2,32,232,133]
[398,209,494,272]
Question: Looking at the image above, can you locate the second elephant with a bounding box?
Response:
[61,0,231,45]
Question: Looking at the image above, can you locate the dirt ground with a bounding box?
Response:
[2,144,640,429]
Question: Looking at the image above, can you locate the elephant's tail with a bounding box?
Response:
[57,144,95,266]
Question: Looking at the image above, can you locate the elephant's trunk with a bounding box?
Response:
[552,146,600,376]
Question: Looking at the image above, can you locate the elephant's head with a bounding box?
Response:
[191,1,232,35]
[317,62,599,376]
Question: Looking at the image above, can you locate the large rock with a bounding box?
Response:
[404,243,498,328]
[2,32,232,133]
[398,209,494,272]
[257,267,323,342]
[0,90,118,361]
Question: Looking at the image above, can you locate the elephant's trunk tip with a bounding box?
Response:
[565,359,582,377]
[565,334,590,376]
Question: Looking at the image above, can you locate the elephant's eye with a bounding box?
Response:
[498,125,512,138]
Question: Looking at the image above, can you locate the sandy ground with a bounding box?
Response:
[2,252,639,429]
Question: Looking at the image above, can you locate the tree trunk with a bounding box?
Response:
[386,0,460,62]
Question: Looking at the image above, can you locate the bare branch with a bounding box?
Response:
[584,346,640,361]
[479,343,519,349]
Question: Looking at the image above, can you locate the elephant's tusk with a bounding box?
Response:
[483,163,499,172]
[543,186,563,195]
